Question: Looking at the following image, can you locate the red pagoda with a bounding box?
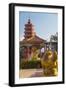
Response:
[20,19,46,60]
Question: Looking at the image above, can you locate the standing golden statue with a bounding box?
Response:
[41,49,58,76]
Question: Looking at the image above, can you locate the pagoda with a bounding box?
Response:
[20,19,46,60]
[24,19,35,39]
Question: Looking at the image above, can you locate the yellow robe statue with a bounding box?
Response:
[41,50,58,76]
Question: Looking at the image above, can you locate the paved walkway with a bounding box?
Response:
[19,69,44,78]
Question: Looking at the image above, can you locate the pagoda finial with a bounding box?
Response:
[28,17,31,24]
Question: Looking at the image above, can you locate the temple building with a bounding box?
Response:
[45,32,58,52]
[20,19,46,60]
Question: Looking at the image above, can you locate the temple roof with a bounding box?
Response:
[20,35,46,45]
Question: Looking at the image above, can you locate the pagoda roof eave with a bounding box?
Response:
[20,35,46,45]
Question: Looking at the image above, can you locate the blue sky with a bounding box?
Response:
[19,11,58,41]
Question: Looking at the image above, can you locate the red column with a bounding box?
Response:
[27,47,30,60]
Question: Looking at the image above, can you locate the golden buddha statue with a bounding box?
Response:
[41,49,58,76]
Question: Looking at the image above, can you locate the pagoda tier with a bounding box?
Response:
[24,19,35,39]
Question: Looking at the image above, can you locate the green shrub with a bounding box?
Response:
[20,60,42,69]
